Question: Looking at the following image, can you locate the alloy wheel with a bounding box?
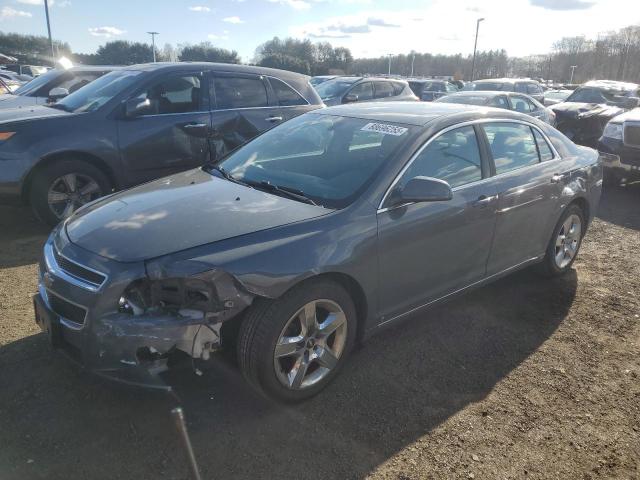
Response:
[554,213,582,269]
[273,299,348,390]
[47,173,102,220]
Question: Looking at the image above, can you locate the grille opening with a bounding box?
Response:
[49,294,86,326]
[53,248,106,287]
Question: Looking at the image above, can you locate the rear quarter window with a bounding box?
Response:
[269,77,308,106]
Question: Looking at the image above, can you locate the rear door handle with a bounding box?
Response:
[265,116,283,122]
[472,195,495,208]
[183,123,208,129]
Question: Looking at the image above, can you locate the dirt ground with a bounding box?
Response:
[0,184,639,480]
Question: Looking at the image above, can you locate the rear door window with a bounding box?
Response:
[269,77,307,106]
[526,83,541,95]
[514,83,528,93]
[374,81,395,99]
[393,82,406,95]
[399,126,483,189]
[533,128,554,161]
[213,75,268,109]
[510,95,532,113]
[483,122,540,174]
[489,95,510,109]
[348,81,374,101]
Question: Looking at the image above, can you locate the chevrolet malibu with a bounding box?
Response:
[34,102,602,402]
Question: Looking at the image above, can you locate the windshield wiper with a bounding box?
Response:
[248,180,318,206]
[207,165,249,186]
[46,103,70,112]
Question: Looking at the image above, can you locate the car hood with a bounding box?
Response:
[0,103,69,125]
[551,101,625,120]
[65,168,331,262]
[0,94,43,108]
[610,107,640,123]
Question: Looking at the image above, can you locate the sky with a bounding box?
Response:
[0,0,639,62]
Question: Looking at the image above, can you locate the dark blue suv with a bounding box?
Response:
[0,62,322,225]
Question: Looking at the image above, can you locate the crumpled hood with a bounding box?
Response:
[0,103,68,125]
[65,168,330,262]
[551,102,625,120]
[0,94,43,109]
[609,107,640,123]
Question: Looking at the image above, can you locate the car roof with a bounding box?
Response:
[69,65,122,72]
[583,80,639,91]
[445,91,529,98]
[473,78,538,84]
[122,61,310,79]
[314,101,525,126]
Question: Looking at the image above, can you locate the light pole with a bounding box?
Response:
[44,0,55,63]
[411,53,415,77]
[470,17,485,81]
[147,31,159,62]
[387,54,393,76]
[569,65,577,84]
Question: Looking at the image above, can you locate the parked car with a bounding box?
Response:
[0,70,33,85]
[0,62,322,225]
[550,80,640,147]
[314,76,418,106]
[543,89,572,106]
[0,66,119,109]
[436,91,556,125]
[598,107,640,185]
[33,102,602,401]
[1,64,48,77]
[0,77,21,94]
[463,78,545,103]
[407,79,459,101]
[310,75,338,87]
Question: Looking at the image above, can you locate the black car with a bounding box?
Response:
[463,78,545,103]
[0,66,119,109]
[550,80,640,147]
[314,76,417,106]
[598,108,640,185]
[0,62,322,225]
[408,79,459,101]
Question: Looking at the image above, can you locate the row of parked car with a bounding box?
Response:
[30,65,603,401]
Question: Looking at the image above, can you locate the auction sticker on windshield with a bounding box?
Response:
[361,123,408,136]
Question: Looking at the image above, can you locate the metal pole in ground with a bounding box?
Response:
[471,17,484,81]
[147,32,159,62]
[171,407,202,480]
[44,0,55,63]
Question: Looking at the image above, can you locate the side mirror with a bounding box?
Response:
[343,93,359,104]
[125,97,151,118]
[393,176,453,205]
[48,87,69,102]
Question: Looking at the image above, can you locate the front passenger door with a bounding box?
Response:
[117,72,210,186]
[377,125,498,320]
[209,73,281,162]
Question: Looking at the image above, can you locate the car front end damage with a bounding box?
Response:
[34,227,256,389]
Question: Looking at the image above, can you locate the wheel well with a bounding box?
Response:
[568,197,589,225]
[21,152,117,203]
[310,272,369,342]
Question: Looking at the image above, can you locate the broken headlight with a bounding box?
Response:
[602,122,623,140]
[118,278,219,316]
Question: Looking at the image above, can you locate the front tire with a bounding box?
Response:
[538,204,585,277]
[29,159,112,226]
[238,280,357,402]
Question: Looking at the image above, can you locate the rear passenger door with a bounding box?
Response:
[209,72,281,161]
[481,121,566,274]
[267,76,317,122]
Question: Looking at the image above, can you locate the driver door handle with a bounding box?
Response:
[472,195,495,208]
[265,116,283,122]
[183,123,208,129]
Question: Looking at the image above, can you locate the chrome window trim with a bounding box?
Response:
[44,242,107,292]
[377,117,560,212]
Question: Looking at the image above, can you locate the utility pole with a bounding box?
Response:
[411,53,415,77]
[570,65,577,84]
[387,54,393,76]
[147,32,159,62]
[470,17,485,81]
[44,0,55,63]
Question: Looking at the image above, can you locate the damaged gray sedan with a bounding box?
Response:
[34,102,602,402]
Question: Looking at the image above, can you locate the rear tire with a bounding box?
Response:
[29,159,112,226]
[237,279,356,402]
[537,204,585,277]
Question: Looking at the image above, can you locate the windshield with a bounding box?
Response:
[314,78,360,100]
[437,95,489,105]
[216,113,415,209]
[14,69,62,96]
[463,81,511,92]
[54,70,142,113]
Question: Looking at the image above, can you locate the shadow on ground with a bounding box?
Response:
[597,182,640,231]
[0,266,577,479]
[0,205,50,268]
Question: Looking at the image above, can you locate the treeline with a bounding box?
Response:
[1,24,639,83]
